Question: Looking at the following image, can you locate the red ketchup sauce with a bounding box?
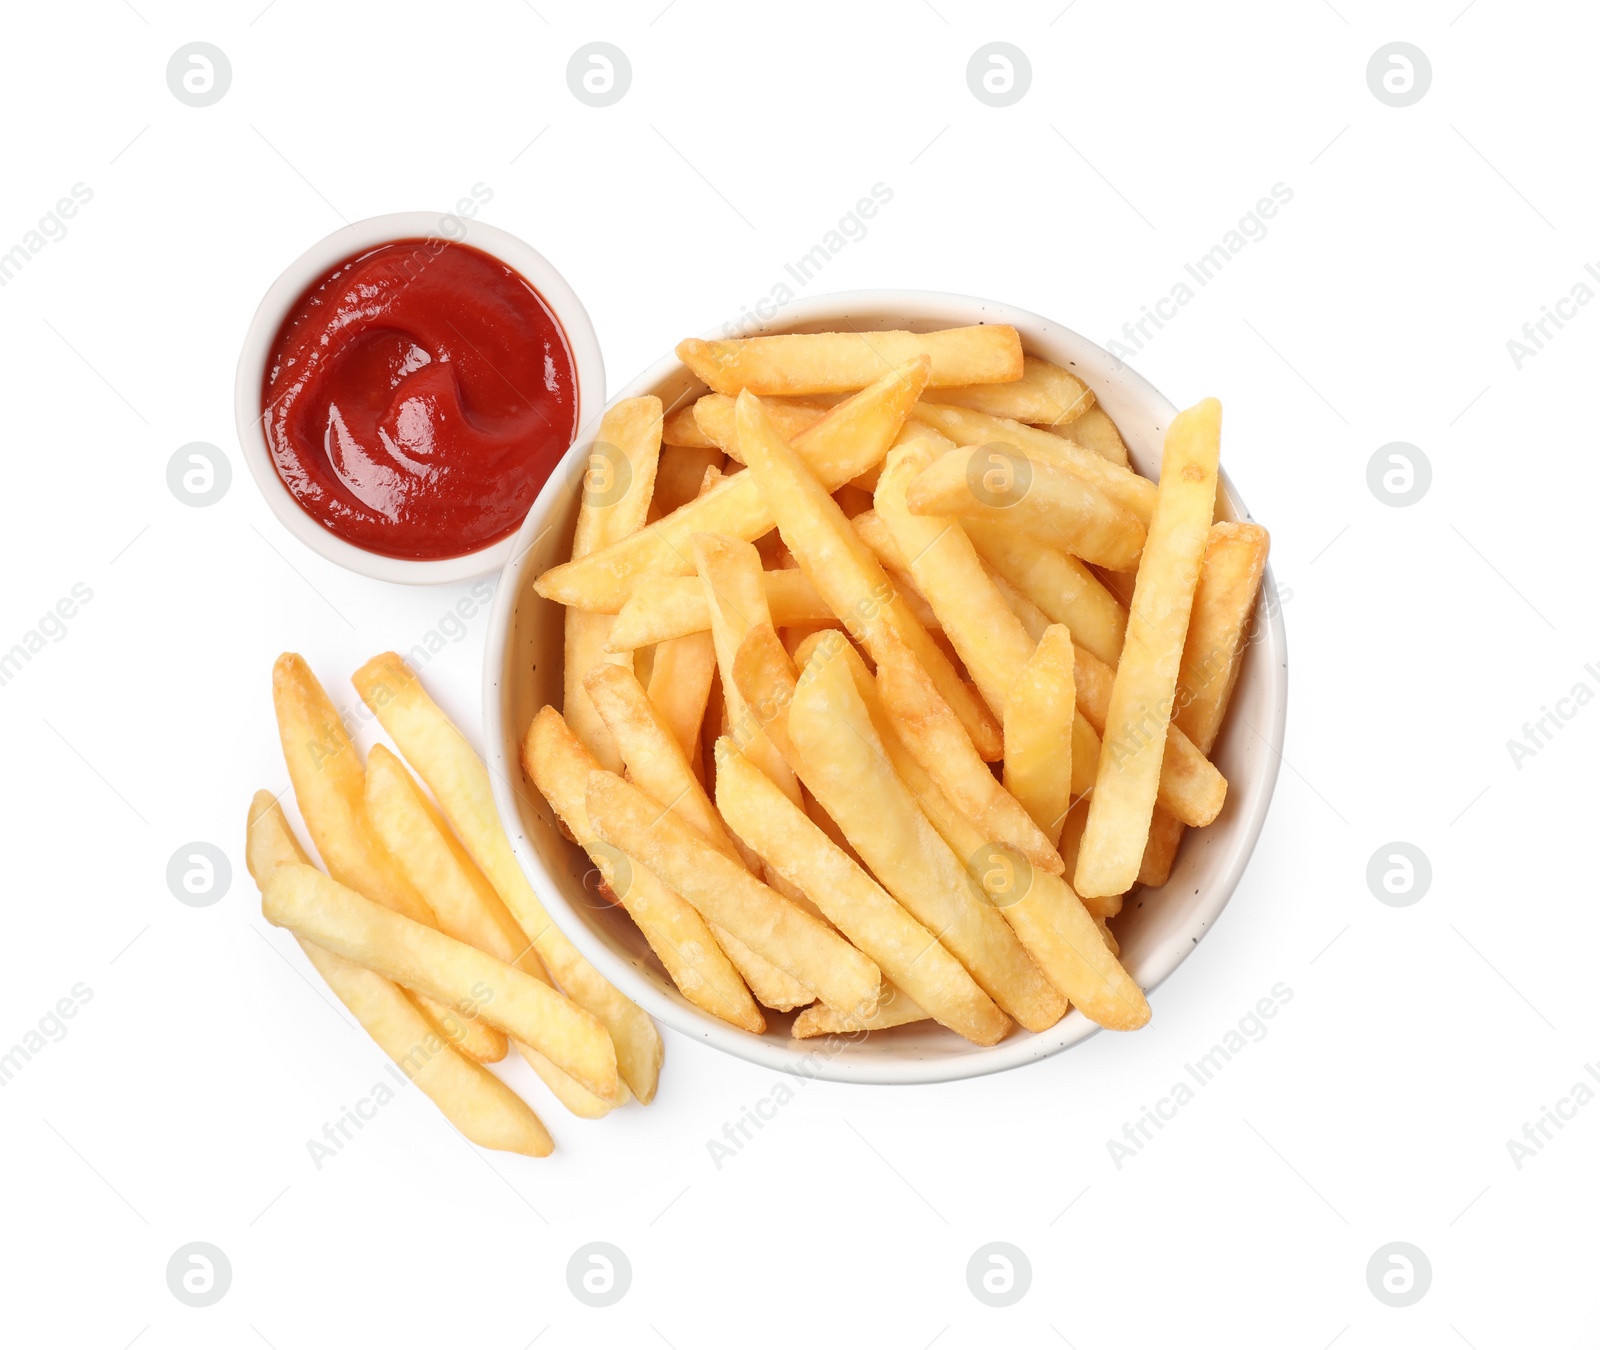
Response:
[262,239,577,560]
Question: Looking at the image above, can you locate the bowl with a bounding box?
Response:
[235,211,605,586]
[483,290,1288,1084]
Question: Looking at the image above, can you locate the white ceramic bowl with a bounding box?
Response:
[484,290,1288,1084]
[235,212,605,585]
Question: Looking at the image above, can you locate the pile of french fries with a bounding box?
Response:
[249,652,662,1158]
[530,323,1270,1048]
[247,323,1269,1158]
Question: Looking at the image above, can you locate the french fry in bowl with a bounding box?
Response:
[904,442,1147,573]
[583,769,883,1018]
[677,325,1023,396]
[713,738,1010,1046]
[522,708,766,1034]
[1076,399,1223,898]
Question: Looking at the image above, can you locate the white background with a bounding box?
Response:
[2,1,1595,1346]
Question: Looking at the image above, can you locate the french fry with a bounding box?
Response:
[677,325,1023,396]
[262,863,620,1099]
[988,568,1052,642]
[693,393,830,458]
[662,402,717,449]
[872,627,1063,874]
[1070,641,1226,830]
[1003,625,1077,846]
[910,402,1156,524]
[1047,405,1129,465]
[564,396,663,771]
[873,438,1036,719]
[535,360,931,613]
[1173,521,1270,750]
[606,569,833,651]
[937,357,1094,427]
[352,653,664,1104]
[582,664,813,1012]
[1076,399,1223,897]
[364,746,626,1117]
[714,739,1010,1046]
[647,630,716,777]
[649,444,724,520]
[846,510,948,637]
[522,709,766,1033]
[778,634,1065,1030]
[734,390,1003,760]
[964,520,1127,666]
[271,653,505,1064]
[793,637,1145,1030]
[1056,797,1122,920]
[584,769,883,1016]
[693,533,804,797]
[1139,521,1269,886]
[791,985,930,1038]
[904,442,1146,572]
[245,793,553,1157]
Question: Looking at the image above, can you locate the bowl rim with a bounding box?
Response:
[233,210,606,586]
[483,288,1288,1085]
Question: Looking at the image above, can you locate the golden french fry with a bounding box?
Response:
[714,739,1010,1046]
[352,653,663,1103]
[1140,521,1269,886]
[904,442,1146,572]
[583,663,813,1012]
[1003,625,1077,846]
[1047,405,1129,465]
[792,984,930,1038]
[988,568,1051,641]
[535,360,931,613]
[647,629,716,775]
[649,444,724,521]
[584,769,882,1016]
[1070,642,1224,830]
[1174,521,1270,749]
[271,653,505,1065]
[872,626,1063,874]
[692,533,804,795]
[965,520,1127,666]
[662,402,717,449]
[874,437,1036,720]
[564,396,664,771]
[263,863,619,1100]
[1056,797,1121,920]
[364,745,625,1118]
[693,393,830,458]
[846,510,947,635]
[799,634,1144,1029]
[607,569,834,651]
[938,357,1094,426]
[522,708,766,1034]
[678,325,1023,396]
[781,634,1065,1031]
[1077,400,1223,897]
[734,389,1003,760]
[910,402,1156,524]
[245,793,553,1157]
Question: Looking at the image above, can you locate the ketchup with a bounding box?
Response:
[262,239,577,561]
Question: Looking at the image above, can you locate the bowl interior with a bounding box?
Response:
[486,291,1287,1084]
